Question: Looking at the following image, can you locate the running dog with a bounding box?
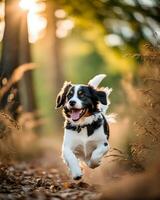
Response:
[56,74,113,180]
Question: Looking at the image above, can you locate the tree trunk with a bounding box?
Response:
[0,0,21,118]
[44,1,64,129]
[0,0,38,125]
[18,11,37,113]
[17,10,41,132]
[52,7,64,95]
[0,0,20,77]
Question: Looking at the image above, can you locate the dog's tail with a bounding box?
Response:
[88,74,106,88]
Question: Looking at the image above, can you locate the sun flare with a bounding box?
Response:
[19,0,36,11]
[19,0,47,43]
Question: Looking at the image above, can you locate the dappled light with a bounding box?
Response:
[104,34,124,46]
[28,12,47,43]
[56,19,74,38]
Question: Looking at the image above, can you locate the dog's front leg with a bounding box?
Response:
[62,147,82,180]
[88,143,109,169]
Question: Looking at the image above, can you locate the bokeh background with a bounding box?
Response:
[0,0,160,199]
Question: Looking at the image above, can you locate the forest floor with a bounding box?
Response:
[0,139,101,200]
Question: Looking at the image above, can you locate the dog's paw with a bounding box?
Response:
[73,174,82,180]
[71,170,83,180]
[87,160,101,169]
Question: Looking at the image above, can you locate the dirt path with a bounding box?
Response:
[0,150,101,200]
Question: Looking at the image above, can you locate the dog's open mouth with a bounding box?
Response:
[70,108,86,121]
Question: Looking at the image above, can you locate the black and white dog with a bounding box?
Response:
[56,74,113,180]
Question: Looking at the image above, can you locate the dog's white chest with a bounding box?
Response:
[63,125,107,162]
[74,140,97,161]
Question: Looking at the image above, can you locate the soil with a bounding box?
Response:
[0,151,101,200]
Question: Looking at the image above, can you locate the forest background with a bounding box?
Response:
[0,0,160,199]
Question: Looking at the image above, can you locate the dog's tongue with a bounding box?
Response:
[71,110,81,121]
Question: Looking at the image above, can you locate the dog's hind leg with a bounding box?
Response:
[62,147,83,180]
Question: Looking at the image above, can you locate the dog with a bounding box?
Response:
[56,74,113,180]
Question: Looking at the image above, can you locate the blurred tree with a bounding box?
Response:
[45,1,64,95]
[0,0,38,123]
[28,0,65,129]
[18,10,37,113]
[0,0,21,118]
[42,1,64,128]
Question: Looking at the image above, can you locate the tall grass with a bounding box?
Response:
[101,43,160,199]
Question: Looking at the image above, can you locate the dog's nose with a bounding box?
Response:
[69,100,76,107]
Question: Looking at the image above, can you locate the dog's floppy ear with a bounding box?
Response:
[89,87,107,105]
[95,90,107,105]
[56,81,72,108]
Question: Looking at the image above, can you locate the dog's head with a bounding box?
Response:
[56,75,107,122]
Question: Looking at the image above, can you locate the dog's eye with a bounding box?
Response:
[67,90,74,97]
[78,90,85,97]
[68,90,74,96]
